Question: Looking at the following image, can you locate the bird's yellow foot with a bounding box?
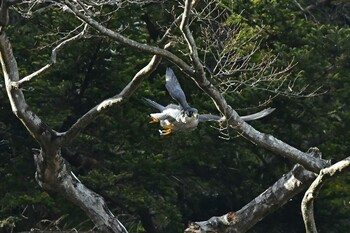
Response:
[159,129,172,136]
[149,117,159,123]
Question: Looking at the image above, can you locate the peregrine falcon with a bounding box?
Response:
[145,68,275,135]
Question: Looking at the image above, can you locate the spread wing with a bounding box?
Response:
[241,108,276,121]
[199,108,275,122]
[165,67,190,109]
[198,114,223,122]
[150,112,173,121]
[144,98,166,111]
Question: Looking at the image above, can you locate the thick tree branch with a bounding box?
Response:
[0,2,162,232]
[188,70,331,172]
[34,148,128,233]
[185,165,316,233]
[60,53,164,145]
[62,0,194,75]
[0,4,129,230]
[0,31,55,143]
[61,0,330,173]
[301,157,350,233]
[176,1,330,172]
[61,0,331,172]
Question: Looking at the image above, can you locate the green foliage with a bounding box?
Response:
[1,1,350,233]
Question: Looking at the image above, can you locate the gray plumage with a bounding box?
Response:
[144,98,199,133]
[145,68,275,135]
[165,67,198,117]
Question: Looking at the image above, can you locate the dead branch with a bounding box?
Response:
[185,164,316,233]
[12,24,88,88]
[1,1,339,232]
[61,0,194,75]
[59,52,164,145]
[301,157,350,233]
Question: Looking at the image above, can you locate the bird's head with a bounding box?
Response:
[181,107,199,121]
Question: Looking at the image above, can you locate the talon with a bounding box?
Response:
[150,117,159,123]
[159,129,172,136]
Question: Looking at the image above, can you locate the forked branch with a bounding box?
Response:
[60,53,164,145]
[60,0,331,172]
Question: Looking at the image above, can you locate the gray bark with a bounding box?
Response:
[63,0,331,173]
[0,25,129,233]
[185,165,316,233]
[0,1,171,232]
[301,157,350,233]
[1,1,346,233]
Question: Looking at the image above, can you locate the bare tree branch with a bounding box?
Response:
[188,62,331,172]
[180,0,203,72]
[59,5,179,145]
[1,1,340,232]
[59,52,164,145]
[301,157,350,233]
[171,1,330,172]
[34,149,129,233]
[61,0,194,75]
[1,2,176,232]
[0,2,129,230]
[0,31,53,143]
[185,164,316,233]
[12,24,88,88]
[0,14,130,233]
[60,0,331,172]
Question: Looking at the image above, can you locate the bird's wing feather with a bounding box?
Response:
[144,98,166,111]
[241,107,275,121]
[150,112,173,120]
[198,114,223,122]
[165,67,190,109]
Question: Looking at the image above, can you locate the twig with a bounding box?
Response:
[13,24,88,88]
[180,0,204,73]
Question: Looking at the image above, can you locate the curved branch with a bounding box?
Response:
[60,49,164,145]
[62,0,194,75]
[13,24,88,87]
[59,2,181,145]
[65,0,330,172]
[301,157,350,233]
[60,26,177,145]
[185,165,316,233]
[0,31,55,143]
[187,68,330,172]
[34,148,128,233]
[173,1,330,172]
[180,0,203,72]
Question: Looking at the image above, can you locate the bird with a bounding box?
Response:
[145,67,275,135]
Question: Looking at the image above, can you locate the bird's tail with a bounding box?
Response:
[241,107,276,121]
[144,98,166,111]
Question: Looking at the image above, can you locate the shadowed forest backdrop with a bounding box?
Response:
[0,0,350,232]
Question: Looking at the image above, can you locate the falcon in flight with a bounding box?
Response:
[145,68,275,135]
